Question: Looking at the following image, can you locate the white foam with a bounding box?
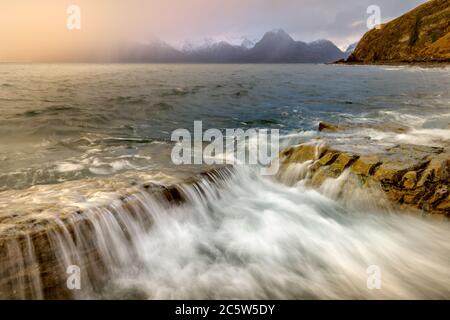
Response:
[99,167,450,299]
[56,162,85,173]
[364,128,450,147]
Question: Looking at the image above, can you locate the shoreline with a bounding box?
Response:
[333,60,450,68]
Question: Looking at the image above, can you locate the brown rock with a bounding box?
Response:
[403,192,419,204]
[0,167,232,299]
[429,185,449,205]
[402,171,418,189]
[278,139,449,217]
[352,156,381,176]
[374,164,409,184]
[318,122,339,132]
[330,153,359,175]
[436,194,450,212]
[311,167,333,186]
[317,150,340,166]
[417,154,449,187]
[281,144,323,163]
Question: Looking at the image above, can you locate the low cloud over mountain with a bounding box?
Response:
[114,29,347,63]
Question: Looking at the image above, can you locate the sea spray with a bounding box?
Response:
[2,165,448,299]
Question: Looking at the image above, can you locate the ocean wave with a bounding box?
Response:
[1,165,449,299]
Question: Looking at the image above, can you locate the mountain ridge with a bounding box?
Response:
[115,29,346,63]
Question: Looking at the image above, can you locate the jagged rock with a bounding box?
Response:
[280,121,450,216]
[0,167,232,299]
[279,140,450,217]
[437,194,450,211]
[280,144,319,163]
[318,122,339,132]
[329,153,359,175]
[374,160,426,184]
[316,149,340,167]
[419,152,450,185]
[429,185,449,205]
[402,171,418,189]
[351,156,381,176]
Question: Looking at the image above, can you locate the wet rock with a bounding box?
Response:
[329,153,359,176]
[280,144,320,163]
[402,171,418,189]
[351,156,381,176]
[429,185,449,206]
[316,149,340,167]
[279,134,450,217]
[418,153,449,186]
[374,161,420,185]
[318,122,339,132]
[436,194,450,211]
[0,167,232,299]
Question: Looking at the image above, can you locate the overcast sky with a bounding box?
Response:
[0,0,427,61]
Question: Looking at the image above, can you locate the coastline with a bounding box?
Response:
[333,60,450,68]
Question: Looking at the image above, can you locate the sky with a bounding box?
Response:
[0,0,427,62]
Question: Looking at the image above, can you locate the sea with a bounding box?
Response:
[0,63,449,299]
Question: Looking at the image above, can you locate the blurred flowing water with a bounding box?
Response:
[0,64,449,299]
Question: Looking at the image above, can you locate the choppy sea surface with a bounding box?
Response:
[1,63,449,190]
[0,64,449,299]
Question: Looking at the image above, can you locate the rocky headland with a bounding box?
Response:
[343,0,450,65]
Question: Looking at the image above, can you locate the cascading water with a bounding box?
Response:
[3,163,449,299]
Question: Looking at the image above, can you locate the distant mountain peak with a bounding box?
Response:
[309,39,332,45]
[263,29,294,42]
[345,42,358,52]
[344,42,358,58]
[181,40,196,53]
[241,38,255,49]
[256,29,296,51]
[117,29,346,63]
[269,28,290,36]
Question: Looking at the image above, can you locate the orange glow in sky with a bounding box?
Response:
[0,0,426,62]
